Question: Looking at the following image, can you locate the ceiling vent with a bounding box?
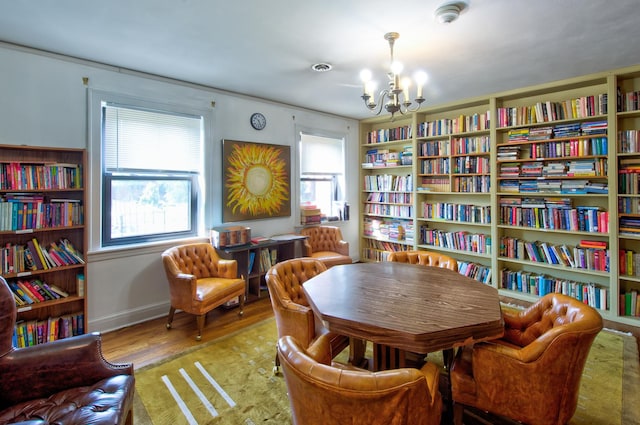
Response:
[435,1,468,24]
[311,63,333,72]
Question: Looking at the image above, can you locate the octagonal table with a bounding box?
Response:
[302,261,504,371]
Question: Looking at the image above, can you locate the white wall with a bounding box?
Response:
[0,43,360,332]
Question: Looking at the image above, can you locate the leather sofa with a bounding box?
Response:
[0,276,135,425]
[299,225,352,268]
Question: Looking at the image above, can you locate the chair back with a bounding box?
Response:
[278,335,442,425]
[451,292,603,425]
[265,258,327,347]
[299,226,346,254]
[387,250,457,271]
[161,242,226,279]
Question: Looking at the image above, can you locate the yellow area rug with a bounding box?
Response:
[134,317,639,425]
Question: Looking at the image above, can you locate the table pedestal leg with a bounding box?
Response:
[373,344,406,371]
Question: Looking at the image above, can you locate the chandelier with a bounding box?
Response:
[360,32,427,119]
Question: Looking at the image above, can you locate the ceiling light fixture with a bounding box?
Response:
[360,32,427,120]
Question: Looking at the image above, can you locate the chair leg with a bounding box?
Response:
[273,347,281,375]
[196,314,205,341]
[238,294,245,317]
[166,307,176,329]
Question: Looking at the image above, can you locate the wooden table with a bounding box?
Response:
[302,261,504,371]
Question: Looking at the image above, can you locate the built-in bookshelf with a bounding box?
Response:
[359,64,640,329]
[0,144,87,347]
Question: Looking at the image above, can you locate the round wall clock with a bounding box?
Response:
[250,112,267,130]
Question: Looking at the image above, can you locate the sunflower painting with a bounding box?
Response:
[222,140,291,222]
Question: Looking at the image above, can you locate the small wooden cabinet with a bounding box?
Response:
[216,235,307,303]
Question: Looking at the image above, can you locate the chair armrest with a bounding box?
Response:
[275,301,316,348]
[336,240,349,256]
[302,239,312,256]
[418,362,441,405]
[0,333,133,407]
[217,258,238,279]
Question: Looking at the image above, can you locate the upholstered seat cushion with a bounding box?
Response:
[0,375,135,425]
[308,251,353,268]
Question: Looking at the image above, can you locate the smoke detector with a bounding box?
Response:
[435,1,468,24]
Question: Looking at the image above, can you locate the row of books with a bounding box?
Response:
[8,278,71,306]
[500,269,608,311]
[619,291,640,317]
[421,202,491,224]
[418,139,450,157]
[452,136,491,155]
[496,94,607,127]
[453,156,490,174]
[457,261,492,285]
[366,192,412,204]
[0,162,82,191]
[499,237,610,272]
[618,129,640,153]
[363,174,412,192]
[420,157,450,174]
[417,111,491,137]
[617,87,640,113]
[499,158,607,178]
[12,312,84,348]
[1,238,84,275]
[0,196,83,231]
[420,226,491,255]
[453,176,491,193]
[620,249,640,277]
[499,179,608,194]
[360,239,409,262]
[365,125,412,144]
[363,217,413,242]
[364,203,412,218]
[500,199,609,233]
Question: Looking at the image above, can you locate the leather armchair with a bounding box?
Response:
[450,293,603,425]
[265,258,351,373]
[387,250,457,271]
[278,334,442,425]
[299,225,352,268]
[162,242,246,341]
[0,276,135,425]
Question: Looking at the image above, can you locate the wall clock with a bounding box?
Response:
[250,112,267,130]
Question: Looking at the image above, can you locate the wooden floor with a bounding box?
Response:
[100,297,275,369]
[101,295,640,370]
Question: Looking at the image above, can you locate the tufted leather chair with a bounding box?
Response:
[278,334,442,425]
[0,276,135,425]
[162,242,246,341]
[387,250,457,271]
[265,258,351,373]
[299,225,352,268]
[450,293,603,425]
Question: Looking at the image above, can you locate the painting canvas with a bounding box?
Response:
[222,139,291,222]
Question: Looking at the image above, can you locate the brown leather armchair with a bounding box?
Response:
[387,249,458,270]
[162,242,245,341]
[0,276,135,425]
[278,334,442,425]
[265,257,351,373]
[299,225,352,268]
[450,293,603,425]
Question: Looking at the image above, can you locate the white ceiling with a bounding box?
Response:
[2,0,640,119]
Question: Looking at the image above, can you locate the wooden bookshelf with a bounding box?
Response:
[358,64,640,329]
[0,144,87,347]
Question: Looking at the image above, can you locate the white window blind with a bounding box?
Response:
[103,103,202,173]
[300,134,344,174]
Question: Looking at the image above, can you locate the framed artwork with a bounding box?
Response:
[222,139,291,222]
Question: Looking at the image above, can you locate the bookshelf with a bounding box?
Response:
[359,116,414,262]
[359,64,640,329]
[0,144,87,347]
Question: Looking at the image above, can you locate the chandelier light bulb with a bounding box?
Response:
[415,71,428,98]
[360,69,372,83]
[390,61,403,75]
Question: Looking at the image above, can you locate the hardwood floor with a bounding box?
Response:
[100,297,275,369]
[100,295,640,371]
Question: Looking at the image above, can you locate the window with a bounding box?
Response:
[299,133,348,221]
[101,103,203,246]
